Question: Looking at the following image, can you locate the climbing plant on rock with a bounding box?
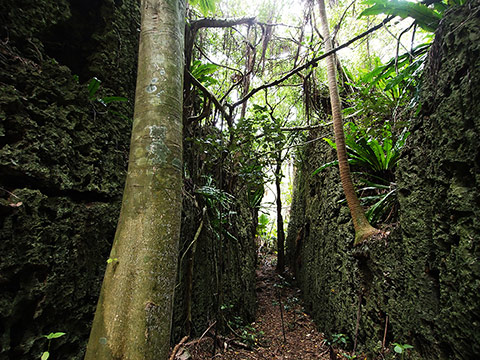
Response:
[84,0,185,359]
[317,0,379,245]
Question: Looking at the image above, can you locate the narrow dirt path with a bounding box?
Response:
[170,255,356,359]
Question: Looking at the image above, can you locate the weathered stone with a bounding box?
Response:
[0,0,140,358]
[287,1,480,358]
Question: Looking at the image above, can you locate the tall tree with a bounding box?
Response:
[85,0,185,359]
[317,0,379,245]
[275,155,286,273]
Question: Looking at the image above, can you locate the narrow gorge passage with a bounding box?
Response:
[170,254,356,360]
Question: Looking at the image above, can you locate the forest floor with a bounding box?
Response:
[170,254,357,360]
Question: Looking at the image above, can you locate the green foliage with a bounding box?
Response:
[327,333,349,348]
[196,177,238,241]
[359,0,442,32]
[393,342,414,359]
[248,185,264,209]
[88,77,102,100]
[87,77,127,105]
[256,213,270,237]
[350,43,430,117]
[86,77,129,124]
[344,122,409,172]
[189,0,217,16]
[342,42,430,132]
[238,325,264,348]
[41,332,66,360]
[313,122,409,175]
[191,60,219,87]
[313,122,408,225]
[44,332,66,340]
[359,179,397,225]
[341,353,358,360]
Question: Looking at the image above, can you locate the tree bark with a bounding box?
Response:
[317,0,378,245]
[275,158,286,273]
[85,0,185,359]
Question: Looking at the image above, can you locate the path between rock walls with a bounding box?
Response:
[169,255,360,360]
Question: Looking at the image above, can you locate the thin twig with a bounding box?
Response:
[0,187,21,199]
[185,320,217,346]
[382,315,389,351]
[332,0,357,43]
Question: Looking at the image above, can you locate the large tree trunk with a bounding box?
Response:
[85,0,185,359]
[317,0,378,245]
[275,158,286,273]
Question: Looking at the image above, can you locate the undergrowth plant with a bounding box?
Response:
[313,121,409,225]
[41,332,65,360]
[392,342,414,360]
[196,176,238,241]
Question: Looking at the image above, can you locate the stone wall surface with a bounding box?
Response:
[0,0,139,358]
[287,1,480,359]
[0,1,258,358]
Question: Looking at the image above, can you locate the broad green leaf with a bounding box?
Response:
[100,96,127,104]
[394,344,403,353]
[323,137,337,149]
[41,351,50,360]
[45,332,66,340]
[311,160,339,175]
[192,62,219,78]
[87,77,101,99]
[365,189,396,224]
[190,0,217,16]
[359,0,441,32]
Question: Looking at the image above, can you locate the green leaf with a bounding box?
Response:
[192,63,219,77]
[100,96,127,104]
[359,0,441,32]
[323,137,337,150]
[87,77,101,100]
[394,344,403,353]
[311,160,339,175]
[45,332,66,340]
[189,0,217,16]
[41,351,50,360]
[365,189,396,224]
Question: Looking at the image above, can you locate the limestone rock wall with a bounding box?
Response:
[0,0,139,358]
[0,2,258,358]
[287,1,480,358]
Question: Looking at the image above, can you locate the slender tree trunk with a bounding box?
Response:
[85,1,185,359]
[317,0,378,245]
[275,158,286,273]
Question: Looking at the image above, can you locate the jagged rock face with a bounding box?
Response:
[0,0,139,358]
[396,0,480,357]
[287,1,480,359]
[1,1,259,358]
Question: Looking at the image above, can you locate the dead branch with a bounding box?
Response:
[169,336,189,360]
[184,321,217,347]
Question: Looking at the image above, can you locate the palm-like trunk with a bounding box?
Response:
[85,0,185,359]
[317,0,378,245]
